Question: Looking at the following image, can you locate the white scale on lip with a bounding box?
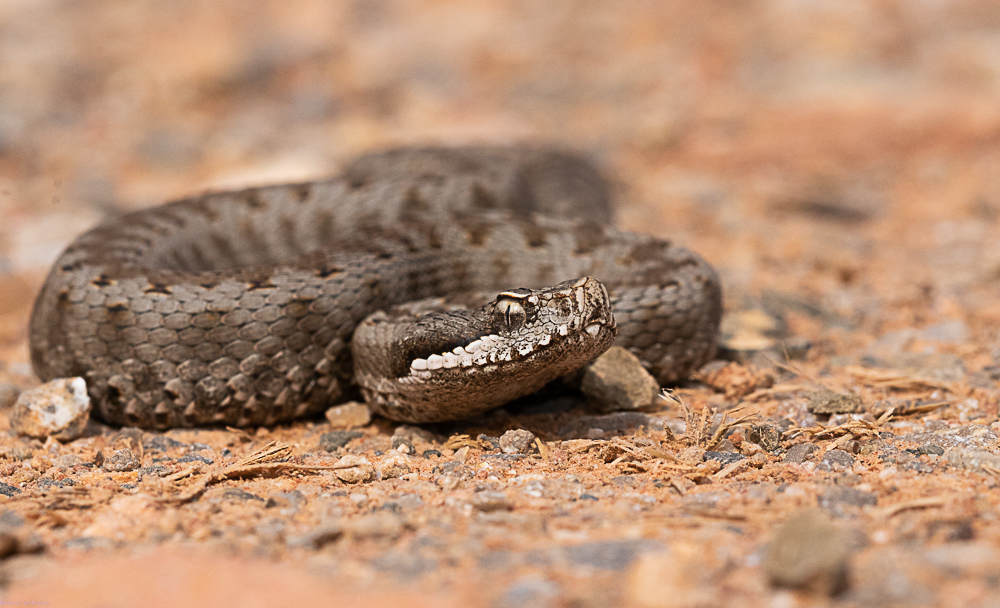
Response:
[409,332,559,374]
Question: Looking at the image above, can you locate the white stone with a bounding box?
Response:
[11,377,91,440]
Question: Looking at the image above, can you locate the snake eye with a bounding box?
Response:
[553,296,572,317]
[493,297,528,332]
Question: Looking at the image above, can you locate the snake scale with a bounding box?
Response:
[29,147,722,428]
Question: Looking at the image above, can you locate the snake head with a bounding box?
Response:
[488,277,616,345]
[352,276,618,422]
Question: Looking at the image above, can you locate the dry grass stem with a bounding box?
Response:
[879,496,949,517]
[844,366,958,393]
[660,388,760,449]
[160,441,359,504]
[784,407,894,441]
[872,400,948,417]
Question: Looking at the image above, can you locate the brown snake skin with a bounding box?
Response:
[29,147,722,428]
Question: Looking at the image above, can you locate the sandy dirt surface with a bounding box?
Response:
[3,2,1000,606]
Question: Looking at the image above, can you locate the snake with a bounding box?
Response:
[29,147,722,429]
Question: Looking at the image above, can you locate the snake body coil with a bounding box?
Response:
[29,147,722,428]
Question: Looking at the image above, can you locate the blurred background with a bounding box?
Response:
[1,0,1000,365]
[4,5,1000,604]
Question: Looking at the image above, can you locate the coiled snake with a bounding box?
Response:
[29,147,722,428]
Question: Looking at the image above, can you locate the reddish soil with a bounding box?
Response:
[2,2,1000,606]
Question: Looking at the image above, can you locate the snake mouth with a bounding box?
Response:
[405,276,615,377]
[353,276,617,423]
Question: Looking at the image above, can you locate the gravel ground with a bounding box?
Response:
[3,2,1000,606]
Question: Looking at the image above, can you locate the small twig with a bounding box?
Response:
[706,405,760,450]
[535,438,550,460]
[742,383,813,401]
[713,459,748,479]
[160,441,356,504]
[872,400,947,418]
[225,427,254,442]
[844,366,958,393]
[785,407,894,442]
[879,496,949,517]
[822,433,855,454]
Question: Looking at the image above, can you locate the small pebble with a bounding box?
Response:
[944,448,1000,471]
[10,377,91,440]
[103,448,140,472]
[473,491,512,512]
[765,509,854,595]
[818,449,855,471]
[704,451,745,466]
[783,443,819,464]
[265,491,305,510]
[288,523,344,549]
[819,486,877,513]
[319,430,363,452]
[746,424,782,452]
[581,346,661,412]
[0,382,20,409]
[808,390,864,415]
[324,401,371,429]
[500,429,537,454]
[378,453,411,479]
[334,455,375,484]
[349,513,405,541]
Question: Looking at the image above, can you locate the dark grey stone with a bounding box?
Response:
[65,536,116,551]
[394,494,424,511]
[477,434,501,451]
[0,510,23,527]
[705,451,746,465]
[558,412,653,438]
[611,475,639,487]
[177,453,214,464]
[0,383,20,409]
[479,550,519,570]
[819,486,877,512]
[265,490,305,510]
[370,551,438,579]
[436,460,471,477]
[0,482,20,497]
[562,539,661,570]
[808,390,864,414]
[137,465,170,477]
[319,430,363,451]
[747,423,782,452]
[103,448,140,472]
[818,449,855,471]
[214,488,264,503]
[37,478,75,490]
[900,425,996,451]
[783,443,818,464]
[143,434,187,452]
[287,523,343,549]
[472,491,511,513]
[944,449,1000,472]
[496,577,560,608]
